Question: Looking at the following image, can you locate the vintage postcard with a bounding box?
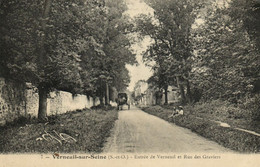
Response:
[0,0,259,166]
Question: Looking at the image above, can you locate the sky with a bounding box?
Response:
[124,0,154,91]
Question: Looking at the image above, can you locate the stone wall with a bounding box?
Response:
[161,89,179,104]
[0,77,98,125]
[0,78,27,125]
[138,86,180,106]
[25,83,39,116]
[48,91,99,115]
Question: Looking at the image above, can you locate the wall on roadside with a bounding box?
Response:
[47,91,99,116]
[144,88,156,105]
[161,89,179,104]
[137,86,180,106]
[0,77,26,125]
[0,77,99,125]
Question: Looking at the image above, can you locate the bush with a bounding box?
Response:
[90,104,115,111]
[4,114,37,127]
[239,94,260,121]
[186,100,252,120]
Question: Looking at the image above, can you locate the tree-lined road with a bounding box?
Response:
[103,106,231,153]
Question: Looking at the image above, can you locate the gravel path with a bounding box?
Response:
[103,106,232,153]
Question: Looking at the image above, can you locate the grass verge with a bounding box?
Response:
[0,108,118,153]
[141,105,260,153]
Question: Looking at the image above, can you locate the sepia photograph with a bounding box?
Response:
[0,0,259,166]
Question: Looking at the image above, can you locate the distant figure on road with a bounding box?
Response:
[117,93,130,110]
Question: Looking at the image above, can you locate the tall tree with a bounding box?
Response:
[191,0,260,102]
[79,0,136,105]
[0,0,103,120]
[135,0,204,103]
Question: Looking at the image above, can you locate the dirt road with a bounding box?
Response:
[103,106,231,153]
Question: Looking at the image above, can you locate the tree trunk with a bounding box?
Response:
[105,82,110,105]
[164,85,168,104]
[155,91,162,105]
[38,0,52,65]
[37,0,52,120]
[99,96,104,106]
[93,97,96,106]
[186,79,192,104]
[38,87,48,121]
[98,77,104,106]
[176,76,186,103]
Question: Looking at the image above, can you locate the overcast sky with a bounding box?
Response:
[125,0,154,91]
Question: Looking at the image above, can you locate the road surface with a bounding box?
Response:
[103,106,231,153]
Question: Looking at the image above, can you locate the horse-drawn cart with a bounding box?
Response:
[117,93,130,110]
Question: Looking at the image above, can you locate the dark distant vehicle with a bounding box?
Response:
[117,93,130,110]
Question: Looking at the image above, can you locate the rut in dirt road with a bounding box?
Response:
[103,106,232,153]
